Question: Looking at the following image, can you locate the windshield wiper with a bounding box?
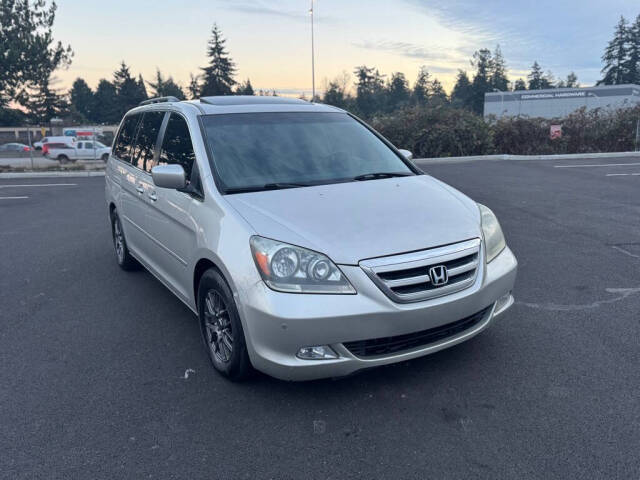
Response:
[224,182,310,194]
[352,172,413,181]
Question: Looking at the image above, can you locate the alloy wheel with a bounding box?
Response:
[204,290,233,363]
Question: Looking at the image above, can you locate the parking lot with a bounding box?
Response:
[1,155,639,479]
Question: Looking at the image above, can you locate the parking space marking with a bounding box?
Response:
[0,183,77,188]
[0,196,29,200]
[554,162,640,168]
[606,173,640,177]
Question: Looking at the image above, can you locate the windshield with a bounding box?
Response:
[202,112,414,193]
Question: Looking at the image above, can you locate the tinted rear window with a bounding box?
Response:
[131,111,165,172]
[113,113,141,163]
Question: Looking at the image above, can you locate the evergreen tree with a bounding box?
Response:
[69,78,95,122]
[429,79,448,105]
[147,69,185,99]
[412,66,431,105]
[137,74,148,100]
[599,16,630,85]
[624,15,640,84]
[527,61,554,89]
[200,24,236,96]
[557,72,579,88]
[188,74,200,99]
[451,70,474,108]
[513,79,527,90]
[113,61,146,115]
[235,79,255,95]
[386,72,410,110]
[0,0,72,107]
[353,65,385,117]
[322,81,347,108]
[93,79,120,124]
[470,49,493,114]
[19,73,68,124]
[490,45,509,91]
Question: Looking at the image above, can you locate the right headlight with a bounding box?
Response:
[478,204,506,263]
[250,236,356,294]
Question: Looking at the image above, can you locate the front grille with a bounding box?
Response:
[360,239,481,303]
[343,306,492,358]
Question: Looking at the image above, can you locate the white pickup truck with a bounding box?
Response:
[46,141,111,163]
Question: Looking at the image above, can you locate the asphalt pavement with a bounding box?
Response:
[1,156,639,479]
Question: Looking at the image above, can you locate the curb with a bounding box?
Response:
[414,151,640,165]
[0,170,105,179]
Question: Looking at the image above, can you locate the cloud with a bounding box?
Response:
[219,1,335,23]
[352,39,466,65]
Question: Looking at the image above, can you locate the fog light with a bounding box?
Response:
[296,345,339,360]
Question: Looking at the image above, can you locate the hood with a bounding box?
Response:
[225,175,482,265]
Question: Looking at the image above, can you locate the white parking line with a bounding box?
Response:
[606,173,640,177]
[0,196,29,200]
[554,162,640,168]
[0,183,77,188]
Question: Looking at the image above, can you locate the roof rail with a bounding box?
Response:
[139,96,180,106]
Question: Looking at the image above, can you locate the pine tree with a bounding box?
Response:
[412,66,431,105]
[0,0,72,108]
[137,74,148,100]
[624,15,640,84]
[19,73,68,124]
[353,65,385,116]
[386,72,410,110]
[451,70,473,108]
[470,49,493,114]
[69,78,95,122]
[490,45,509,91]
[113,62,146,116]
[528,61,547,89]
[200,24,236,96]
[147,69,185,99]
[235,79,254,96]
[429,79,448,105]
[513,79,527,90]
[93,79,120,124]
[188,74,200,99]
[599,16,630,85]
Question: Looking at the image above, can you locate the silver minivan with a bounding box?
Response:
[105,95,517,381]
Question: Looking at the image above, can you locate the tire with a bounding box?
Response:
[102,153,109,162]
[110,210,139,271]
[198,269,252,381]
[58,154,69,164]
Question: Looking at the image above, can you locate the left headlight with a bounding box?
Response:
[478,204,506,263]
[250,236,356,294]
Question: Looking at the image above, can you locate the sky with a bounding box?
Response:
[51,0,640,96]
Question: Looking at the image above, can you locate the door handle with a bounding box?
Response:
[136,185,144,194]
[148,190,157,201]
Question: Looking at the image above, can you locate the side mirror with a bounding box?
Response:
[151,164,186,189]
[398,149,413,160]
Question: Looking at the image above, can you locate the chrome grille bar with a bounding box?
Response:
[360,239,482,303]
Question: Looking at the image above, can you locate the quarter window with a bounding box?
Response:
[113,113,141,163]
[131,111,165,172]
[158,114,196,180]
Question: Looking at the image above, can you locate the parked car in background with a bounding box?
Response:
[46,140,111,163]
[0,142,31,153]
[105,95,518,382]
[34,136,75,150]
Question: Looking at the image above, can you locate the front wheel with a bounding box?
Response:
[110,210,138,270]
[58,154,69,164]
[198,269,252,381]
[101,153,109,162]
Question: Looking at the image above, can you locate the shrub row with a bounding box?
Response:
[370,105,640,158]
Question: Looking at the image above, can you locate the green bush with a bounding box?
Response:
[370,104,640,158]
[371,105,493,158]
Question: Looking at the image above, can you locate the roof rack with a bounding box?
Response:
[139,96,180,106]
[199,96,309,106]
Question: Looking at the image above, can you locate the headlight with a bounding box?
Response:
[478,204,506,263]
[250,236,356,294]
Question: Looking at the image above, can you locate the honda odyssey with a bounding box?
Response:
[105,95,517,381]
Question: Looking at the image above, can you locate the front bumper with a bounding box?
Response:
[238,246,517,381]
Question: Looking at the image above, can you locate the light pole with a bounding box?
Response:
[310,0,315,101]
